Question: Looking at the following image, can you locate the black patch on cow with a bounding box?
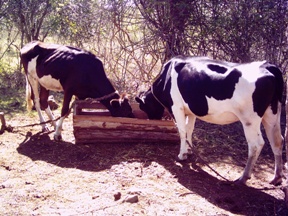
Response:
[154,60,173,114]
[252,76,275,117]
[252,64,284,116]
[207,64,228,74]
[176,65,241,116]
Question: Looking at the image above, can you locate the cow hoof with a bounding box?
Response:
[42,126,50,132]
[234,177,248,185]
[187,148,192,155]
[285,162,288,170]
[177,153,188,161]
[270,177,283,186]
[54,134,62,141]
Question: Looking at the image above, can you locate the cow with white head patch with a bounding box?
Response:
[136,56,284,185]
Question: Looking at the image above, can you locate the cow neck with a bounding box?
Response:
[84,91,119,108]
[97,90,120,112]
[96,90,119,101]
[151,85,175,121]
[151,84,167,111]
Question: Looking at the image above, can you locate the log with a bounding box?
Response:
[74,128,179,144]
[74,115,176,130]
[72,100,179,144]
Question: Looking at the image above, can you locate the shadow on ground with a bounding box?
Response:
[17,127,288,216]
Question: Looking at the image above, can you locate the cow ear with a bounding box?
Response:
[121,97,129,105]
[175,62,186,73]
[110,99,121,108]
[120,93,129,101]
[135,96,144,105]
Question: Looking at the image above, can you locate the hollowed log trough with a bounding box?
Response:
[73,100,179,144]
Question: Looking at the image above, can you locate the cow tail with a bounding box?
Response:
[264,64,286,165]
[264,65,284,111]
[268,65,284,105]
[25,76,34,111]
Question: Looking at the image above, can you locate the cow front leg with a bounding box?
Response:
[171,106,189,160]
[236,120,264,185]
[185,115,196,155]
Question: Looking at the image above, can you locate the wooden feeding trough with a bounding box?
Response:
[73,100,179,144]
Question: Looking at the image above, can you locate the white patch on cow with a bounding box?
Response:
[20,42,37,54]
[27,56,63,92]
[27,57,40,108]
[200,73,258,125]
[199,98,239,124]
[39,75,64,92]
[235,61,267,82]
[27,56,38,77]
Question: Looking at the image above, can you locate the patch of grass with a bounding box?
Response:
[0,87,26,117]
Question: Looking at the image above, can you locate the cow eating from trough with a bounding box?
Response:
[21,41,134,141]
[136,56,284,185]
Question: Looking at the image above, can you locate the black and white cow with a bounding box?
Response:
[136,56,284,185]
[21,41,134,140]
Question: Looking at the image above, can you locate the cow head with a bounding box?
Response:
[109,94,135,118]
[135,89,164,120]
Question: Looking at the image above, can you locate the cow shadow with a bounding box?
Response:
[17,129,288,216]
[17,131,140,172]
[167,158,288,216]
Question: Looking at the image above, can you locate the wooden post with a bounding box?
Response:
[0,112,6,133]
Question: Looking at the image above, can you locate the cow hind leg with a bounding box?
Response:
[27,78,50,132]
[236,118,264,185]
[44,107,57,129]
[39,86,57,129]
[262,108,284,186]
[54,92,73,141]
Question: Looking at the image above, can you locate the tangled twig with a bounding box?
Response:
[186,140,231,182]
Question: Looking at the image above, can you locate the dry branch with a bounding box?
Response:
[0,112,6,134]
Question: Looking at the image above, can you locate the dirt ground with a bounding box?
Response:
[1,109,288,216]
